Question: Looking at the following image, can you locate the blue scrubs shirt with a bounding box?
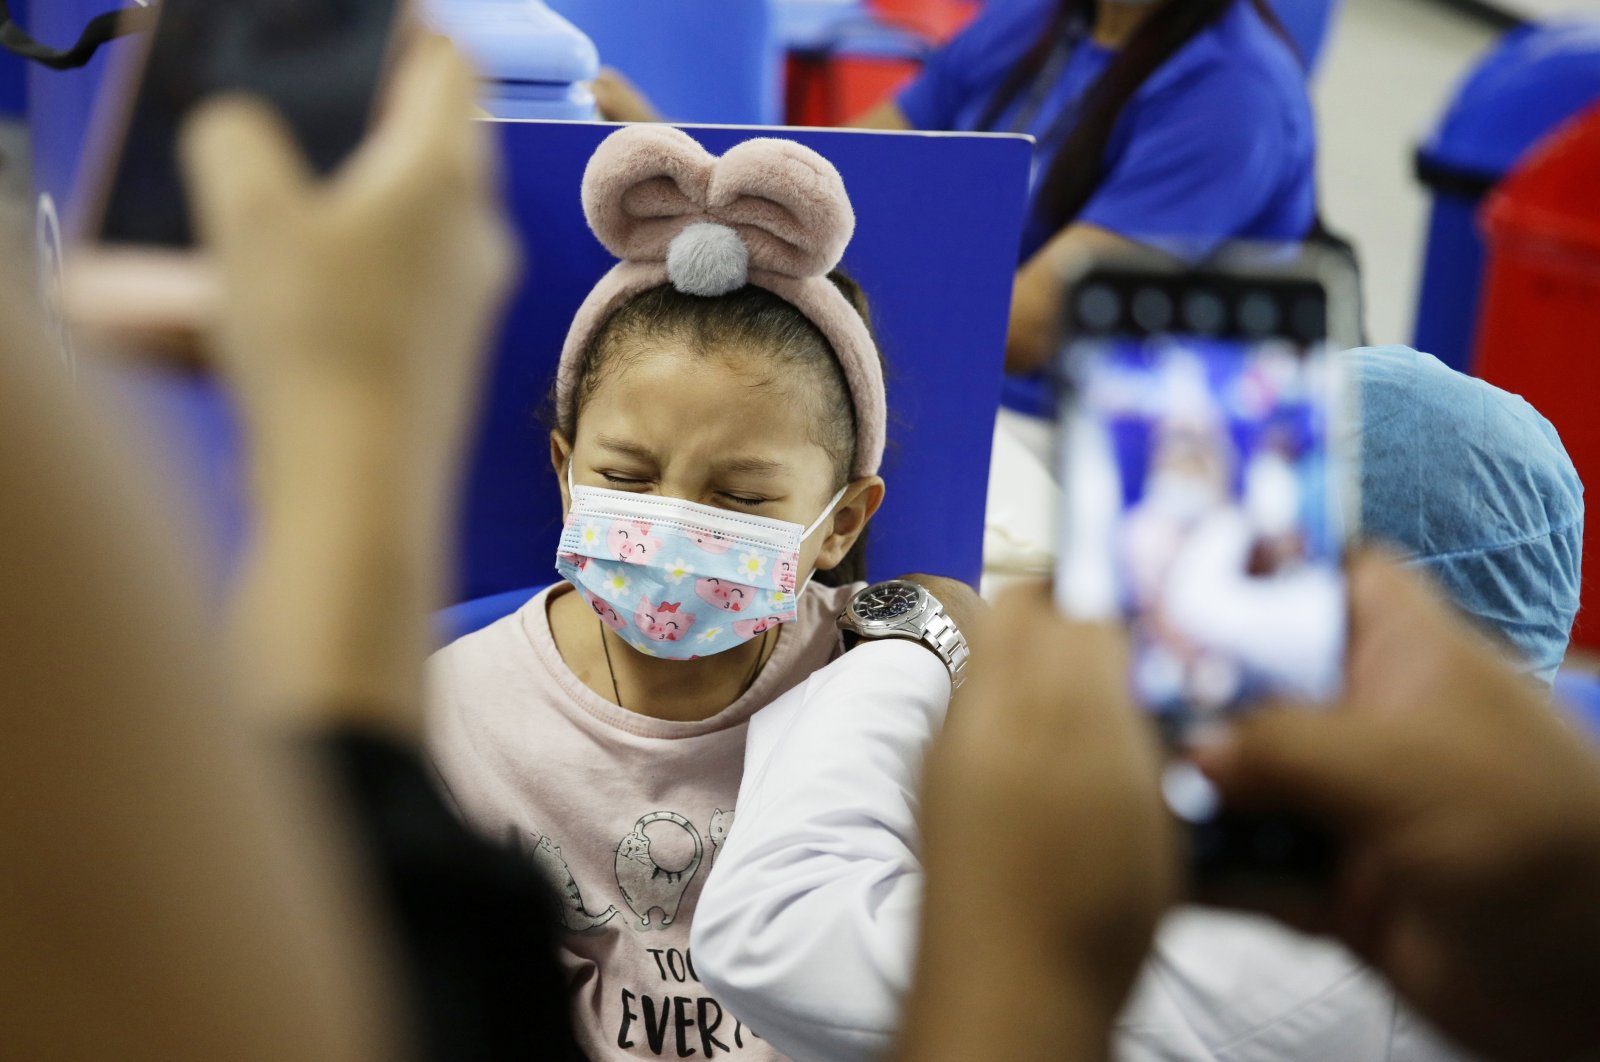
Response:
[899,0,1318,414]
[898,0,1316,260]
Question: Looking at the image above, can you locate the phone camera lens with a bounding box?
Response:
[1183,290,1226,335]
[1238,291,1280,337]
[1077,283,1123,332]
[1291,296,1327,343]
[1131,287,1174,334]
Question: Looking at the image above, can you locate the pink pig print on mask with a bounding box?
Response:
[695,577,758,612]
[734,613,795,639]
[583,590,626,631]
[775,552,800,593]
[557,471,847,660]
[634,597,696,642]
[690,528,735,554]
[609,520,663,564]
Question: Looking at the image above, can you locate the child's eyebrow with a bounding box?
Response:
[594,435,656,462]
[715,455,788,476]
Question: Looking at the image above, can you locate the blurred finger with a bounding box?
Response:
[1191,707,1405,826]
[1343,549,1455,682]
[1192,878,1343,937]
[340,33,486,196]
[968,582,1131,724]
[180,97,311,254]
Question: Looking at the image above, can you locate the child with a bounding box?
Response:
[426,126,899,1060]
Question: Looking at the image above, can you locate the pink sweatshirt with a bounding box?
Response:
[426,581,856,1061]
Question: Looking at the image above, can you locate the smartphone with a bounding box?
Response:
[1053,246,1360,887]
[64,0,409,351]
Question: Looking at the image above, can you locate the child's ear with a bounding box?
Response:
[815,476,885,572]
[551,431,574,515]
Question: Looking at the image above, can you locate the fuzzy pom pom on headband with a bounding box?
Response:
[556,126,887,477]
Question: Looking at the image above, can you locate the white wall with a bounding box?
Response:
[1312,0,1500,347]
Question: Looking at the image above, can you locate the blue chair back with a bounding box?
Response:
[436,584,549,644]
[1413,18,1600,373]
[459,121,1031,601]
[546,0,781,124]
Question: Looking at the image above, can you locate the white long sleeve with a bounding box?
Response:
[692,641,948,1062]
[692,643,1471,1062]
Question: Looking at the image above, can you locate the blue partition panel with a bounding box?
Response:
[460,120,1031,599]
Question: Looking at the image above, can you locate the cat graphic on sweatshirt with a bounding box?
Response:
[614,811,703,928]
[513,827,618,933]
[708,809,735,866]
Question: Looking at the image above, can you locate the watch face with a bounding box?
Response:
[856,582,922,624]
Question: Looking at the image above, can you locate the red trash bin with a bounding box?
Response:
[1474,101,1600,652]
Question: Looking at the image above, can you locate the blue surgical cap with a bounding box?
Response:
[1351,345,1583,684]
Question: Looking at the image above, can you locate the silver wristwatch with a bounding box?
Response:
[837,580,970,689]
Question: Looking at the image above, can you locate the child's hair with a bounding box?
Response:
[558,270,881,587]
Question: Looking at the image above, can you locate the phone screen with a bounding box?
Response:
[96,0,401,247]
[1056,272,1348,753]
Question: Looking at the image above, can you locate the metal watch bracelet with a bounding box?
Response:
[920,606,970,689]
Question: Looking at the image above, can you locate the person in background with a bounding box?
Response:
[690,342,1582,1061]
[873,0,1316,383]
[597,0,1317,393]
[1,35,578,1061]
[896,552,1600,1062]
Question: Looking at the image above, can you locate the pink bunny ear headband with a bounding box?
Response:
[556,126,887,477]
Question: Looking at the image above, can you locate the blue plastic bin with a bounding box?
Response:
[1413,18,1600,374]
[426,0,598,120]
[547,0,780,124]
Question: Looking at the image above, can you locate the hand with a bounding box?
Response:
[1005,223,1139,374]
[897,572,985,646]
[592,68,663,123]
[1194,552,1600,1062]
[180,34,517,733]
[896,584,1177,1060]
[182,33,517,534]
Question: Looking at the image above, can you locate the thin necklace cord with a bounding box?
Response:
[599,619,773,711]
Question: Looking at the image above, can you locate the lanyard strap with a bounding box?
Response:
[1008,30,1076,136]
[0,1,154,70]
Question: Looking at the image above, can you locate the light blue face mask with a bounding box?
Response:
[556,469,847,660]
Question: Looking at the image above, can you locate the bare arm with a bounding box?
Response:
[1006,222,1144,374]
[0,304,397,1062]
[0,35,514,1062]
[195,36,514,740]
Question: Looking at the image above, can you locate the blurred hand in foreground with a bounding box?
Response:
[181,34,517,732]
[1196,551,1600,1062]
[895,583,1178,1061]
[183,31,515,521]
[592,67,663,123]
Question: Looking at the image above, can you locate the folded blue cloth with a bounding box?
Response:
[1352,345,1584,684]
